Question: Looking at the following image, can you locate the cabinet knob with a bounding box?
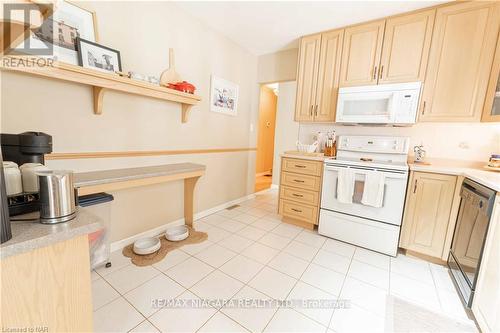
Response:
[373,66,378,80]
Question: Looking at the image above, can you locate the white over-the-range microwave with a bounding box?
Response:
[335,82,422,125]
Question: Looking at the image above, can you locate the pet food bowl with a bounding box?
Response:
[165,225,189,242]
[133,237,161,255]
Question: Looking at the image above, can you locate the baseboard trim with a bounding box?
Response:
[109,192,257,252]
[270,184,279,189]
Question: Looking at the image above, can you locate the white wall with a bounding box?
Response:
[270,84,500,167]
[257,49,298,84]
[272,81,299,185]
[298,123,500,162]
[1,1,259,242]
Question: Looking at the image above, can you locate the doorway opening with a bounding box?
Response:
[255,83,278,192]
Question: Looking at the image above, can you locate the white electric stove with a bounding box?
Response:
[319,135,410,256]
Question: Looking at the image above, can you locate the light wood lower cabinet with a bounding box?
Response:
[400,171,460,259]
[472,194,500,332]
[278,157,323,229]
[0,235,93,332]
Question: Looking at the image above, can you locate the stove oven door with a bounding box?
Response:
[321,164,408,225]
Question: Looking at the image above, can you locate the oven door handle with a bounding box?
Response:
[324,165,408,179]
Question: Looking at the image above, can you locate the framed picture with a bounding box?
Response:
[18,0,98,65]
[210,75,239,116]
[76,38,121,73]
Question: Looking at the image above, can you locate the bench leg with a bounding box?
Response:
[184,176,200,226]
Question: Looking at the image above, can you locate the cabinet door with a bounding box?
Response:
[400,172,457,258]
[379,9,435,84]
[419,2,500,122]
[472,195,500,332]
[314,29,344,122]
[295,34,321,122]
[339,20,385,87]
[482,33,500,122]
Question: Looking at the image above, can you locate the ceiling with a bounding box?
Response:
[175,1,445,55]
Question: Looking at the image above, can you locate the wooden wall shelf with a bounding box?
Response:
[0,56,201,123]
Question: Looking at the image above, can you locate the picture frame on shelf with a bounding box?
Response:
[76,37,121,73]
[210,75,239,116]
[17,0,98,65]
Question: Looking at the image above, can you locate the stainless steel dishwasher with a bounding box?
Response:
[448,178,496,308]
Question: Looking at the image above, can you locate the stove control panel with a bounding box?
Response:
[338,136,409,154]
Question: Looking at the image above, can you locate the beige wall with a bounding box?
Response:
[1,1,259,242]
[257,48,298,84]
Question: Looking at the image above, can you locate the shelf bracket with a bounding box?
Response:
[93,87,106,115]
[181,104,192,123]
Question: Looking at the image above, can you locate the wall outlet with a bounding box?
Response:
[458,142,470,149]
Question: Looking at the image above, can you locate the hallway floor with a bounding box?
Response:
[255,174,273,192]
[91,189,477,333]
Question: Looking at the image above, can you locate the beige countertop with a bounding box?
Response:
[0,210,102,259]
[409,158,500,192]
[74,163,206,187]
[281,152,329,162]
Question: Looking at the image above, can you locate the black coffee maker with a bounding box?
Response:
[1,152,12,244]
[0,132,53,242]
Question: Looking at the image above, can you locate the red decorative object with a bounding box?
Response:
[167,81,196,94]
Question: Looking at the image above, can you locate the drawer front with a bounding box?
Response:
[281,172,321,191]
[282,158,323,176]
[280,186,319,206]
[280,199,318,225]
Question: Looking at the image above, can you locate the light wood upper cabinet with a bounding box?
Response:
[339,20,385,87]
[379,9,435,84]
[295,34,321,122]
[482,33,500,122]
[295,30,343,123]
[315,29,344,122]
[400,172,458,259]
[419,2,500,122]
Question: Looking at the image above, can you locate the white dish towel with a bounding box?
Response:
[361,171,386,208]
[337,168,355,204]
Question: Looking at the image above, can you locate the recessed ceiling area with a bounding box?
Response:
[175,1,446,55]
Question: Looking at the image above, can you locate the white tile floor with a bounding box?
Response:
[92,189,477,333]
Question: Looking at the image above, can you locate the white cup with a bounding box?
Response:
[3,162,23,196]
[20,163,50,193]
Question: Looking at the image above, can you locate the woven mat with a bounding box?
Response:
[122,227,207,267]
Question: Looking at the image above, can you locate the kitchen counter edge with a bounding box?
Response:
[0,210,102,259]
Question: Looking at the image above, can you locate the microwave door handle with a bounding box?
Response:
[388,93,397,122]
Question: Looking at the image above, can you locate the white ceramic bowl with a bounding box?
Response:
[165,225,189,242]
[133,237,161,255]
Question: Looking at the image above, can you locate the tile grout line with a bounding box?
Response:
[261,236,325,332]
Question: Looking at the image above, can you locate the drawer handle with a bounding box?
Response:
[294,164,306,168]
[291,208,302,213]
[293,179,305,183]
[292,193,304,198]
